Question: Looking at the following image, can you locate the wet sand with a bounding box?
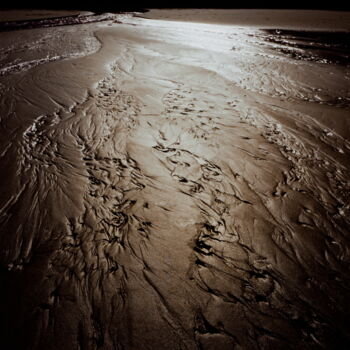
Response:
[0,9,350,350]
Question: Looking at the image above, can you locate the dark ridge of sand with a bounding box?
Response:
[0,9,350,350]
[0,9,87,22]
[0,12,119,31]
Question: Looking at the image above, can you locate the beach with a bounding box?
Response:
[0,9,350,349]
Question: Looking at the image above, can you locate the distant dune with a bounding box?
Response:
[142,9,350,30]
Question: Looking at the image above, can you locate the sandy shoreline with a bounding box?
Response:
[0,9,350,349]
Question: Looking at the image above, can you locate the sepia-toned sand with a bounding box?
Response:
[0,9,350,350]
